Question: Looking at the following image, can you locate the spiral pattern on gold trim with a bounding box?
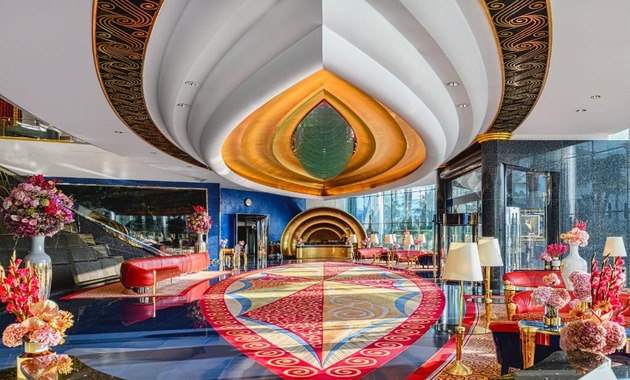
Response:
[93,0,207,168]
[223,70,426,197]
[483,0,551,135]
[281,207,366,257]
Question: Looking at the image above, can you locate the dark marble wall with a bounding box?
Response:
[480,139,630,284]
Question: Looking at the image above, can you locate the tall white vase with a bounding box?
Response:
[25,235,52,300]
[562,245,588,290]
[194,233,207,253]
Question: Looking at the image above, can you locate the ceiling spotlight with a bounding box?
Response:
[576,109,587,112]
[150,151,157,155]
[446,81,460,87]
[185,81,200,87]
[457,103,469,108]
[590,95,601,99]
[177,103,191,108]
[114,130,123,134]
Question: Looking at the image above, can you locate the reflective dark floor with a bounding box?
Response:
[0,261,470,380]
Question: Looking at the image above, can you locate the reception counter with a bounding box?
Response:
[296,245,353,260]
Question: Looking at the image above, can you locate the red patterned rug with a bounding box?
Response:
[201,261,445,379]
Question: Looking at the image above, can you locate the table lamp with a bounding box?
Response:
[369,233,379,248]
[603,236,627,257]
[384,234,397,249]
[478,237,503,326]
[443,242,483,376]
[348,234,358,260]
[415,233,425,250]
[604,237,627,286]
[403,233,412,250]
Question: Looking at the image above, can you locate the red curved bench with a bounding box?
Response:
[120,252,210,293]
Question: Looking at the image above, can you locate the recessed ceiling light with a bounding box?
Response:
[590,95,601,99]
[177,103,191,108]
[114,130,123,134]
[576,109,587,112]
[150,151,157,155]
[457,103,469,108]
[446,81,460,87]
[185,81,200,87]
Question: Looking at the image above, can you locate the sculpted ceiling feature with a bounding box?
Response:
[9,1,622,197]
[222,70,426,197]
[93,0,206,168]
[481,0,551,137]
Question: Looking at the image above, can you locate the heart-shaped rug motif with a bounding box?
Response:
[202,262,444,379]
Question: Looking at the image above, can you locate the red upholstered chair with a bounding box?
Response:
[489,321,522,375]
[503,270,565,319]
[355,247,388,264]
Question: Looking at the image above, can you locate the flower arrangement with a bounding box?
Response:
[220,238,228,249]
[560,220,589,247]
[532,285,571,309]
[543,273,561,286]
[293,236,303,245]
[391,242,400,250]
[0,254,74,348]
[186,205,212,234]
[1,174,74,237]
[361,237,370,247]
[21,354,73,378]
[560,254,628,354]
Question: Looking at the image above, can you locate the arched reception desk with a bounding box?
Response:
[282,207,366,260]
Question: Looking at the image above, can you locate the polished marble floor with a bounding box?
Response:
[0,261,470,380]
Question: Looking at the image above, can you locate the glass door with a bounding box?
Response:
[505,166,555,271]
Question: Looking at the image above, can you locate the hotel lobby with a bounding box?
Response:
[2,0,630,379]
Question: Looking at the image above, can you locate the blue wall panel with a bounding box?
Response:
[220,189,306,245]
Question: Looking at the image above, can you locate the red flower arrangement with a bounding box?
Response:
[0,254,74,348]
[1,175,74,237]
[560,254,628,355]
[186,205,212,234]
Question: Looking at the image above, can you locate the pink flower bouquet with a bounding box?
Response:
[186,205,212,234]
[560,220,589,247]
[1,174,74,237]
[532,286,571,309]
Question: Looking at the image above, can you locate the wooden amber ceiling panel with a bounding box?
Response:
[223,70,426,196]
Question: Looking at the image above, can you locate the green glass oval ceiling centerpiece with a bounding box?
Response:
[292,101,356,180]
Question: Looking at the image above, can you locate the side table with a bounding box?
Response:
[517,320,562,369]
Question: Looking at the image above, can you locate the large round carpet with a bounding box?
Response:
[201,262,445,379]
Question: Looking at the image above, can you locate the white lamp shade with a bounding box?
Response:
[478,237,503,267]
[443,242,483,282]
[416,233,425,242]
[349,234,358,243]
[604,237,627,257]
[384,234,396,244]
[369,234,380,244]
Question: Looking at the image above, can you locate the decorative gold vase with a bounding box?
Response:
[17,341,54,380]
[543,305,561,328]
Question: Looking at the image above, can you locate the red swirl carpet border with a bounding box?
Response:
[201,261,445,379]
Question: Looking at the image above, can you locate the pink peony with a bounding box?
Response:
[560,319,606,353]
[569,271,591,301]
[543,273,560,286]
[2,323,28,347]
[539,252,552,262]
[601,321,626,354]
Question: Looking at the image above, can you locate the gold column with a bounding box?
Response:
[520,325,538,369]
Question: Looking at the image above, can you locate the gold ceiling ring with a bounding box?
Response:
[223,70,426,196]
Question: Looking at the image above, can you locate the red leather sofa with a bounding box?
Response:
[507,290,574,321]
[120,252,210,293]
[355,247,388,263]
[503,270,565,317]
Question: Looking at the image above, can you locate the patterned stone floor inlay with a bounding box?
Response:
[202,262,445,379]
